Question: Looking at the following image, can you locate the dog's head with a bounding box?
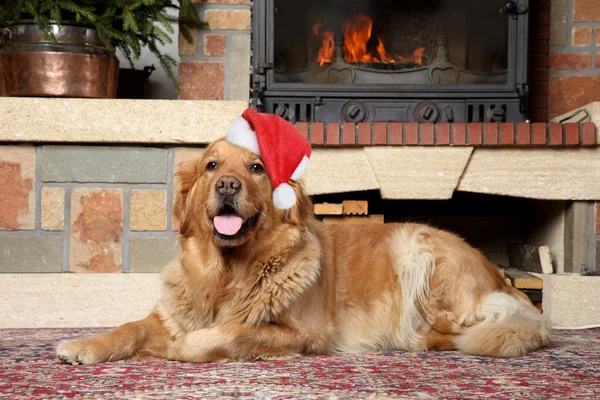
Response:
[173,139,312,248]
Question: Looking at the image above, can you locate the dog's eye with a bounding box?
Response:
[250,163,264,174]
[206,161,218,171]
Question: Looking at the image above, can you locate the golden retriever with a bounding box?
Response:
[56,138,550,364]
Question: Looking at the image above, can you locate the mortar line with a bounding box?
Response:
[0,231,63,237]
[122,187,132,273]
[588,202,596,271]
[225,32,232,100]
[166,148,175,234]
[34,146,43,231]
[62,188,72,273]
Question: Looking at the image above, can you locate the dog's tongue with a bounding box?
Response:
[213,214,244,236]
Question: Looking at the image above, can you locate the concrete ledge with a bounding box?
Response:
[0,98,247,144]
[538,273,600,328]
[2,273,599,328]
[0,274,161,328]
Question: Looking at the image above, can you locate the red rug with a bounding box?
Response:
[0,328,599,399]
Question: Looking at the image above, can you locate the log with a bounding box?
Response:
[342,200,368,215]
[507,244,553,274]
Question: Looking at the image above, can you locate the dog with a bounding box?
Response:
[56,138,550,365]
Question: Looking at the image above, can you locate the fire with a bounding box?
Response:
[314,14,425,66]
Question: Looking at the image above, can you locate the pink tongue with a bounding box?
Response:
[213,214,244,236]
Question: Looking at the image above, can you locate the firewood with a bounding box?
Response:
[322,215,384,225]
[342,200,368,215]
[504,269,543,290]
[507,244,553,274]
[314,203,343,215]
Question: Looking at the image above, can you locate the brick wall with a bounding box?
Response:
[549,0,600,118]
[177,0,251,101]
[0,145,204,273]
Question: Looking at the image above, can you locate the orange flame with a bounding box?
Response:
[314,14,425,66]
[313,23,335,66]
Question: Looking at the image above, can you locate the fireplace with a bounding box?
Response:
[252,0,530,123]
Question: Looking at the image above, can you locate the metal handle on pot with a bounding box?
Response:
[0,28,12,47]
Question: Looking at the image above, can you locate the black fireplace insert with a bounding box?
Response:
[252,0,530,123]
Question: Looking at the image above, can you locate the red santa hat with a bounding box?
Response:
[226,108,311,209]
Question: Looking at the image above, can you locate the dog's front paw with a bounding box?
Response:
[56,339,111,365]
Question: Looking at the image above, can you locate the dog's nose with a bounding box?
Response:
[216,175,241,196]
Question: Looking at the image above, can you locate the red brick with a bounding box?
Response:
[564,123,580,145]
[529,40,550,54]
[342,123,356,145]
[532,12,550,25]
[178,62,224,100]
[405,123,418,145]
[373,123,387,144]
[530,83,549,95]
[572,28,592,46]
[389,123,403,145]
[358,123,371,144]
[436,123,450,145]
[596,54,600,70]
[596,28,600,46]
[203,34,226,56]
[516,123,531,145]
[500,123,515,145]
[537,0,551,11]
[311,123,324,144]
[574,0,600,22]
[326,123,339,145]
[530,54,549,68]
[532,123,547,145]
[549,76,600,118]
[549,52,592,71]
[468,123,482,145]
[534,27,550,40]
[548,123,563,145]
[484,123,499,145]
[452,123,466,145]
[295,122,308,140]
[529,69,549,82]
[530,110,549,122]
[420,123,434,145]
[530,95,549,108]
[581,122,596,145]
[596,202,600,234]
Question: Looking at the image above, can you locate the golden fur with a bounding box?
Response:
[57,139,551,364]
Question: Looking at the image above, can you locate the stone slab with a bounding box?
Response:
[130,237,179,273]
[538,273,600,328]
[303,148,379,195]
[0,274,161,328]
[42,146,168,184]
[0,146,35,230]
[364,147,473,200]
[41,187,65,231]
[130,190,168,231]
[0,98,247,144]
[0,237,63,273]
[457,148,600,200]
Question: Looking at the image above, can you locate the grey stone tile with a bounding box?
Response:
[42,146,168,183]
[130,237,179,273]
[550,0,568,46]
[229,34,251,101]
[0,236,63,273]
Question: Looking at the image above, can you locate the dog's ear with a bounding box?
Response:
[285,180,313,228]
[173,160,199,236]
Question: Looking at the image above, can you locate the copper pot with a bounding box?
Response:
[0,21,119,98]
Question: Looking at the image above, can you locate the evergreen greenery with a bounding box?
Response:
[0,0,206,90]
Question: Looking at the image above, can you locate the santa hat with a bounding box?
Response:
[226,108,311,209]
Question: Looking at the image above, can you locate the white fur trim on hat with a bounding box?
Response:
[273,183,297,210]
[227,116,261,156]
[290,155,310,181]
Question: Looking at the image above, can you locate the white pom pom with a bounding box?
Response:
[227,116,261,156]
[272,183,297,209]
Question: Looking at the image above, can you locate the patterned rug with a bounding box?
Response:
[0,328,599,399]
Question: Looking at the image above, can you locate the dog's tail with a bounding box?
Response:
[454,291,551,357]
